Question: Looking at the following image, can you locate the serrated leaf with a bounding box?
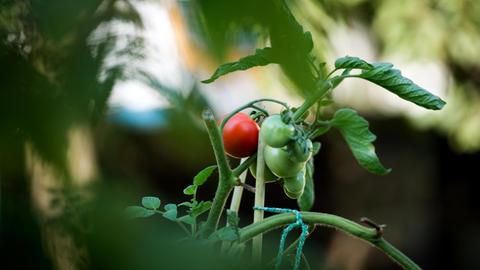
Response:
[141,196,161,209]
[183,185,197,196]
[162,204,177,221]
[124,206,155,219]
[202,47,277,83]
[335,56,372,70]
[193,165,217,186]
[334,56,446,110]
[177,215,195,225]
[298,159,315,211]
[359,63,445,110]
[330,109,391,175]
[190,201,212,218]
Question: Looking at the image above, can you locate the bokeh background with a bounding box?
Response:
[1,0,479,269]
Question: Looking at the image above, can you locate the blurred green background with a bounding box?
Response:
[1,0,479,269]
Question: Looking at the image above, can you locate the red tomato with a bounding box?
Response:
[222,112,259,158]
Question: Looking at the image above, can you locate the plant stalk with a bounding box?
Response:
[239,212,421,270]
[202,110,236,236]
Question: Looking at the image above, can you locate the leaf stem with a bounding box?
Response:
[232,154,257,177]
[238,212,421,270]
[292,81,333,121]
[220,98,289,130]
[154,210,191,236]
[202,110,236,236]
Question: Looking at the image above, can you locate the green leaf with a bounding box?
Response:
[162,204,178,221]
[177,215,195,225]
[141,196,161,209]
[330,108,391,175]
[124,206,155,219]
[183,185,197,196]
[178,201,195,208]
[202,47,277,83]
[359,63,446,110]
[193,165,217,186]
[190,201,212,218]
[312,142,321,156]
[334,56,446,110]
[210,226,239,241]
[335,56,372,70]
[298,159,315,211]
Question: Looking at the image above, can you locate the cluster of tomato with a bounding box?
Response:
[222,111,315,199]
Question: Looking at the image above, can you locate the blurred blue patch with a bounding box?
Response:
[108,107,168,131]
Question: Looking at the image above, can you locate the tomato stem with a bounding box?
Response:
[232,154,256,177]
[238,212,421,270]
[292,80,333,122]
[202,110,236,236]
[220,98,289,130]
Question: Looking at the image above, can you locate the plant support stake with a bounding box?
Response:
[252,136,266,262]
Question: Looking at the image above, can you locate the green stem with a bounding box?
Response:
[238,212,421,270]
[292,81,333,121]
[220,98,289,130]
[202,110,236,236]
[232,154,257,177]
[154,210,191,236]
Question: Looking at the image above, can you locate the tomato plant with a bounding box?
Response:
[126,1,446,269]
[222,112,260,158]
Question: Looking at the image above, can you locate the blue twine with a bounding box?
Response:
[253,206,309,270]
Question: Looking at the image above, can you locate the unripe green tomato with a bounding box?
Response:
[283,186,303,199]
[290,138,313,163]
[260,115,295,148]
[249,160,280,183]
[283,169,306,194]
[264,145,306,178]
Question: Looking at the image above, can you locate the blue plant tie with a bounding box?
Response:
[253,206,309,270]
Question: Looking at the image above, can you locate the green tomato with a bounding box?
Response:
[260,115,295,148]
[264,145,306,178]
[283,187,303,199]
[249,159,280,183]
[290,138,313,163]
[284,169,306,194]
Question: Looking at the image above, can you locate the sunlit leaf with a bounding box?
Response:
[193,165,217,186]
[334,56,446,110]
[183,185,197,196]
[202,47,277,83]
[162,204,178,221]
[141,196,161,210]
[124,206,155,219]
